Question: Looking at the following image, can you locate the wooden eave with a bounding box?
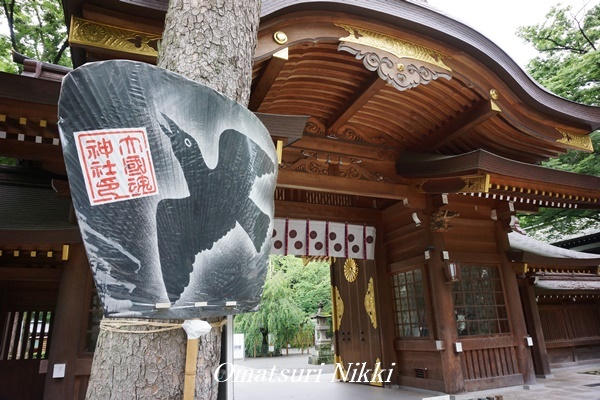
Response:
[509,232,600,274]
[396,150,600,209]
[508,251,600,268]
[0,72,65,174]
[532,275,600,293]
[553,232,600,254]
[14,0,600,212]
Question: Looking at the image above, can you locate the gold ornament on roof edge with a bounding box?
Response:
[70,16,160,58]
[337,23,452,71]
[344,258,359,282]
[556,129,594,152]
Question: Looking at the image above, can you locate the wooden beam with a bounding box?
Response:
[0,72,61,105]
[412,99,500,152]
[0,267,61,281]
[289,136,400,162]
[275,200,380,224]
[248,49,288,111]
[277,169,410,199]
[388,253,427,274]
[327,73,387,133]
[0,229,81,245]
[0,139,64,163]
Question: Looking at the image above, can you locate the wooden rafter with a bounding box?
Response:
[411,99,500,152]
[248,48,288,111]
[326,72,387,133]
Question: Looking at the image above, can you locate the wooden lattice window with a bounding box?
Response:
[452,264,509,336]
[392,269,429,338]
[0,310,53,360]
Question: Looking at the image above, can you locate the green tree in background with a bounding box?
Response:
[235,256,332,357]
[516,2,600,241]
[517,3,599,105]
[234,270,307,357]
[284,256,332,316]
[0,0,71,73]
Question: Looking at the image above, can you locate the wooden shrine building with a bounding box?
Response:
[1,0,600,398]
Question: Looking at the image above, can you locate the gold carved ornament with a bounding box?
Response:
[69,16,160,58]
[344,258,359,282]
[556,128,594,152]
[336,23,452,92]
[412,174,490,194]
[337,24,451,71]
[331,286,344,331]
[370,357,383,387]
[364,277,377,329]
[461,174,490,193]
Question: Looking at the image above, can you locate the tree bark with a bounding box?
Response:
[86,321,187,399]
[158,0,261,106]
[86,1,261,399]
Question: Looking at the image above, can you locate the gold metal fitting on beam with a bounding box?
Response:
[273,31,288,45]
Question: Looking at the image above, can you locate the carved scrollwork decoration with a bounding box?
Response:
[336,24,452,92]
[336,126,364,142]
[304,118,326,137]
[338,127,393,146]
[281,155,394,182]
[279,159,329,175]
[430,210,460,232]
[340,44,451,92]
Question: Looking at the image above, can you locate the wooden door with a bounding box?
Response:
[331,258,384,386]
[0,287,55,400]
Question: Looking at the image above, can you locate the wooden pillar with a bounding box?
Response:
[495,225,536,386]
[519,282,552,377]
[426,197,465,394]
[374,219,397,383]
[43,244,91,400]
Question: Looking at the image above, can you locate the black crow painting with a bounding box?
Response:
[58,59,277,318]
[157,113,275,302]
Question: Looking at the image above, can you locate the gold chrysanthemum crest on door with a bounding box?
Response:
[344,258,359,282]
[331,286,344,331]
[364,277,377,329]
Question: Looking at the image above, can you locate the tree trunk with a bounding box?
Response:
[86,1,261,399]
[158,0,261,106]
[86,320,187,399]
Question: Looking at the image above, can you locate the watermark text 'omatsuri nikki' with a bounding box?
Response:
[214,362,397,383]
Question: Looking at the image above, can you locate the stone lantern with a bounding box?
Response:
[308,302,334,365]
